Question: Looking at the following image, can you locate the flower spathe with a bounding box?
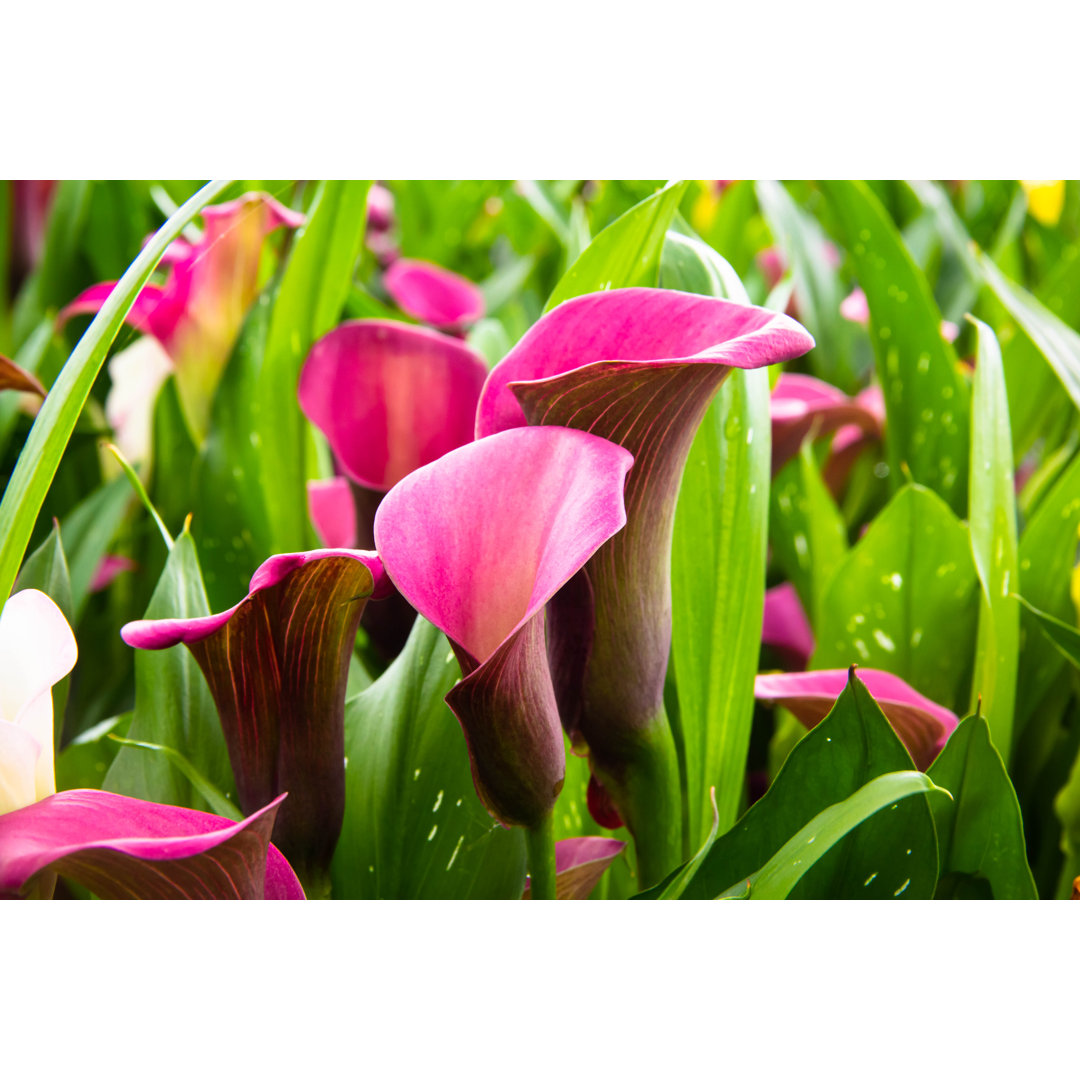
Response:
[122,548,387,890]
[0,590,76,814]
[384,257,485,331]
[374,426,633,829]
[475,287,814,881]
[754,667,959,770]
[761,583,815,671]
[0,590,303,899]
[60,192,304,442]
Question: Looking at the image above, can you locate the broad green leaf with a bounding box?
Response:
[104,526,235,813]
[108,736,240,821]
[756,180,859,391]
[149,376,199,532]
[979,251,1080,415]
[332,616,526,899]
[660,229,750,303]
[545,181,688,311]
[672,367,770,843]
[59,474,132,622]
[671,674,940,899]
[0,180,230,604]
[928,714,1037,899]
[259,180,371,553]
[770,439,848,630]
[1014,450,1080,747]
[658,790,720,899]
[967,318,1019,758]
[813,484,979,715]
[745,771,948,900]
[821,180,970,515]
[1053,743,1080,898]
[1016,595,1080,671]
[55,714,129,793]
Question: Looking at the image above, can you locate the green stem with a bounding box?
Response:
[525,812,557,900]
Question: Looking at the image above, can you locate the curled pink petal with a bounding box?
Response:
[522,836,626,899]
[299,320,488,492]
[367,183,395,232]
[374,426,633,827]
[384,258,485,330]
[122,548,383,887]
[0,789,303,899]
[307,478,359,549]
[754,668,959,770]
[761,583,815,670]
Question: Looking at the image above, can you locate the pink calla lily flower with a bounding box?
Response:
[0,589,302,899]
[374,426,633,830]
[299,319,489,658]
[384,257,485,331]
[475,287,813,881]
[761,583,815,670]
[89,554,138,594]
[122,549,387,893]
[307,477,358,549]
[754,668,959,770]
[770,372,883,477]
[522,836,626,900]
[8,180,56,292]
[60,192,304,442]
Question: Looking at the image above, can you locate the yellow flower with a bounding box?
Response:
[1021,180,1066,227]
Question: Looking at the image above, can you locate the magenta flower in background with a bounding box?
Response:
[521,836,626,900]
[384,257,485,332]
[770,372,883,477]
[60,192,304,443]
[0,589,302,900]
[754,668,959,770]
[761,583,815,671]
[299,319,488,657]
[7,180,56,291]
[476,287,814,883]
[122,549,387,894]
[374,426,633,830]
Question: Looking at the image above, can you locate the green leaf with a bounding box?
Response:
[660,229,750,303]
[979,251,1080,414]
[743,771,949,899]
[545,181,688,311]
[258,180,371,554]
[59,474,132,622]
[108,736,240,821]
[331,617,526,899]
[966,318,1019,758]
[0,318,54,460]
[1053,743,1080,898]
[672,673,941,899]
[812,484,979,715]
[1015,595,1080,671]
[820,180,970,515]
[672,367,771,843]
[103,526,235,813]
[0,180,230,604]
[770,439,848,630]
[927,714,1037,899]
[658,790,720,899]
[756,180,859,391]
[55,713,130,793]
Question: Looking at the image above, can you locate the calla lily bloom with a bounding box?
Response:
[0,589,303,899]
[754,668,959,770]
[770,372,883,477]
[761,583,815,670]
[475,287,814,883]
[89,554,137,594]
[374,426,633,831]
[8,180,56,292]
[307,477,358,549]
[299,320,489,658]
[122,548,387,894]
[521,836,626,900]
[60,192,304,440]
[384,257,485,331]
